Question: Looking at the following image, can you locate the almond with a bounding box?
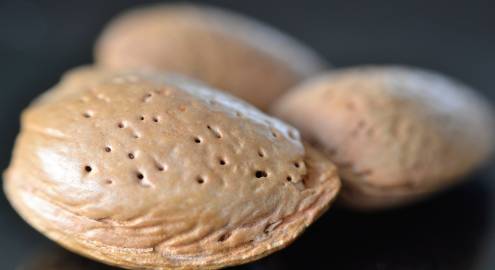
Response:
[272,66,494,210]
[94,4,326,110]
[4,67,340,269]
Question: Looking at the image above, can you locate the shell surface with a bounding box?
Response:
[94,4,326,110]
[4,67,340,269]
[272,66,494,210]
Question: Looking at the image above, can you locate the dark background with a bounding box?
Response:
[1,0,494,269]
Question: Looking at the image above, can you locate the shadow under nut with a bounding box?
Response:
[272,65,495,210]
[3,67,340,269]
[94,3,326,110]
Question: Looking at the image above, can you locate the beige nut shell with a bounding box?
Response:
[94,4,326,110]
[4,67,340,269]
[272,66,494,210]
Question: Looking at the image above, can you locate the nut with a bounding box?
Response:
[94,4,326,110]
[272,65,494,210]
[4,67,340,269]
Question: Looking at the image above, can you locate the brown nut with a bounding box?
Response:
[4,67,340,269]
[94,4,326,110]
[272,65,494,210]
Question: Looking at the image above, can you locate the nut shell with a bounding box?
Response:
[4,68,340,269]
[272,66,494,210]
[94,4,326,110]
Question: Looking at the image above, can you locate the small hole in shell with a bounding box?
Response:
[197,177,205,184]
[104,146,112,153]
[207,125,222,138]
[219,159,226,166]
[143,93,152,101]
[258,150,265,158]
[105,179,113,185]
[118,122,125,128]
[255,170,268,178]
[294,162,300,168]
[137,172,144,180]
[156,164,165,171]
[194,137,202,143]
[287,176,292,182]
[128,153,135,159]
[83,112,92,118]
[84,166,92,173]
[152,117,159,123]
[139,116,145,121]
[218,232,231,242]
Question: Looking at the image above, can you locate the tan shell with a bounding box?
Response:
[4,67,340,269]
[272,66,494,210]
[33,66,110,106]
[94,4,326,110]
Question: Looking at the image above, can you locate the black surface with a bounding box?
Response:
[1,0,494,269]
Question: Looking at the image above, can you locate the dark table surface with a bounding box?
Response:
[1,0,494,269]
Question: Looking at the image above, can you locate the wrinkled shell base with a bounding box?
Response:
[4,68,340,269]
[273,65,494,210]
